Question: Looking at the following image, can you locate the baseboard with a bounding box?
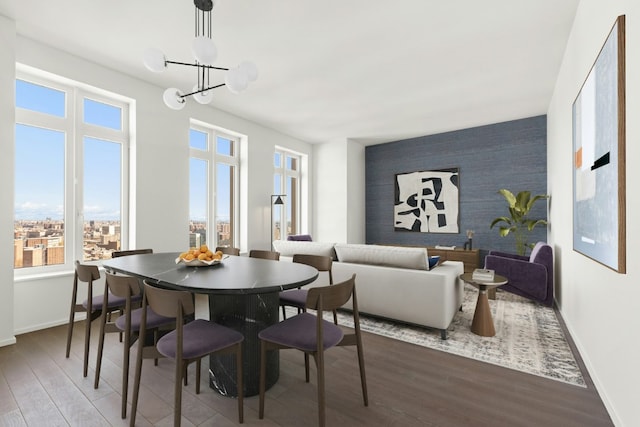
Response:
[0,336,17,347]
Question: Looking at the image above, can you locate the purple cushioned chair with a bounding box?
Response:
[93,271,174,419]
[259,274,368,427]
[66,261,132,378]
[484,241,554,306]
[130,282,245,426]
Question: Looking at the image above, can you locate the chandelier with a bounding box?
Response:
[143,0,258,110]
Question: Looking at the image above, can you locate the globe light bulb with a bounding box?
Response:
[239,61,258,82]
[225,67,249,94]
[163,88,186,110]
[192,36,218,65]
[143,48,167,72]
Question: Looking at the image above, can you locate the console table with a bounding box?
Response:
[427,247,480,273]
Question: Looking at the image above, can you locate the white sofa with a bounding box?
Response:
[272,240,464,339]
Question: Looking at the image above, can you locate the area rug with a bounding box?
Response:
[299,285,586,388]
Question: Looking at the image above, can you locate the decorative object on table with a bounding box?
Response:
[463,229,474,250]
[484,241,554,306]
[490,189,549,256]
[142,0,258,110]
[271,194,286,248]
[394,168,459,233]
[176,245,224,266]
[572,15,626,273]
[471,268,495,281]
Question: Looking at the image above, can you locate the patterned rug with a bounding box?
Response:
[306,285,586,387]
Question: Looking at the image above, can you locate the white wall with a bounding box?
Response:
[2,30,313,336]
[547,1,640,425]
[0,15,16,346]
[313,138,366,244]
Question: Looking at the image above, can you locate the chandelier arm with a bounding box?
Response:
[165,60,229,71]
[180,83,226,98]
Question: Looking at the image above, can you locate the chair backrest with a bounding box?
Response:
[293,254,333,283]
[112,248,153,258]
[306,274,355,313]
[105,271,142,299]
[216,246,240,256]
[143,282,195,319]
[75,260,100,283]
[249,249,280,260]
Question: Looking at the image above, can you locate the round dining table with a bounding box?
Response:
[102,251,319,397]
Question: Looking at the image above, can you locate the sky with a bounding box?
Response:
[14,78,232,224]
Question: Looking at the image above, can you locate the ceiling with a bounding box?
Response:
[0,0,579,145]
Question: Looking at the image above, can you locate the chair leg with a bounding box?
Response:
[66,284,79,358]
[236,343,244,424]
[304,353,310,383]
[93,309,109,389]
[129,324,146,427]
[258,340,267,419]
[83,306,93,378]
[356,339,368,406]
[195,359,201,394]
[316,351,326,427]
[174,360,184,427]
[121,326,131,419]
[281,305,287,320]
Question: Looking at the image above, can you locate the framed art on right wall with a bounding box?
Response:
[572,15,626,273]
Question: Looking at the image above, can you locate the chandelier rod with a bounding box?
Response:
[180,83,226,98]
[165,60,229,71]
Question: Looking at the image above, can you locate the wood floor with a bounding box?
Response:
[0,313,612,427]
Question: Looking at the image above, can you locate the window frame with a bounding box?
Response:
[189,120,240,249]
[273,147,302,241]
[14,66,131,275]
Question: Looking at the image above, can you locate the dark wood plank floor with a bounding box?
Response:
[0,312,612,427]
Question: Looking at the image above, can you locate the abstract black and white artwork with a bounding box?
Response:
[394,168,459,233]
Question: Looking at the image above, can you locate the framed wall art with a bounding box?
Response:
[572,15,626,273]
[394,167,459,233]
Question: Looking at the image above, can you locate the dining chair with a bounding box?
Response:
[93,272,174,418]
[216,246,241,256]
[66,261,128,377]
[280,254,337,324]
[130,281,245,427]
[248,249,280,260]
[259,274,368,427]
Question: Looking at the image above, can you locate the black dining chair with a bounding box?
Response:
[130,281,245,426]
[259,274,368,427]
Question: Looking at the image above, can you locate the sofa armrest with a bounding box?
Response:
[485,254,549,301]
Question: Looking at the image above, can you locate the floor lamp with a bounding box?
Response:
[271,194,285,249]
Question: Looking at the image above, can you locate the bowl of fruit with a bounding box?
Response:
[176,245,224,267]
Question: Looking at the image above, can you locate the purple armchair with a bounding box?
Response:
[484,242,554,306]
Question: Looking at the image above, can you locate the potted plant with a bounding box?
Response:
[490,189,549,256]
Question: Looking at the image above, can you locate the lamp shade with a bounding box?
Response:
[192,85,214,104]
[192,36,218,65]
[143,48,167,72]
[163,88,186,110]
[225,67,249,94]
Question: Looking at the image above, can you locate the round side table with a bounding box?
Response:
[459,273,508,337]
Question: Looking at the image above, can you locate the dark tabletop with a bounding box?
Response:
[102,252,319,295]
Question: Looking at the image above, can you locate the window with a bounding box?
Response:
[273,149,301,241]
[189,122,239,249]
[14,68,130,272]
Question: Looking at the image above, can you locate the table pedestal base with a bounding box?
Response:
[471,287,495,337]
[208,292,279,397]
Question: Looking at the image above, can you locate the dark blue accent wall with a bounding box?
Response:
[365,115,547,256]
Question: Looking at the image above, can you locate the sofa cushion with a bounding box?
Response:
[287,234,313,241]
[272,240,336,259]
[334,244,429,270]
